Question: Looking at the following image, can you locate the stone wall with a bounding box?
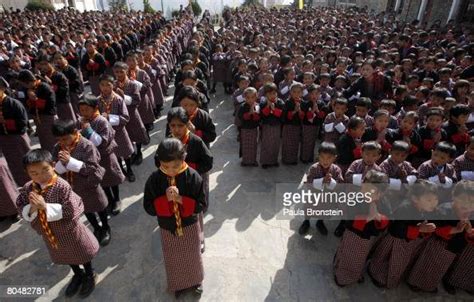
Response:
[400,0,421,22]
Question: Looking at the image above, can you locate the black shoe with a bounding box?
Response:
[442,278,456,295]
[358,276,365,284]
[334,275,345,287]
[334,225,345,238]
[99,226,111,246]
[78,273,97,298]
[194,284,203,296]
[111,201,121,216]
[201,241,205,254]
[175,289,186,299]
[316,220,328,236]
[261,164,269,169]
[65,271,84,297]
[132,153,143,166]
[127,170,136,183]
[298,220,310,235]
[9,214,20,222]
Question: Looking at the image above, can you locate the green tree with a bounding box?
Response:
[143,0,155,13]
[191,1,202,17]
[108,0,127,11]
[25,0,54,11]
[242,0,261,6]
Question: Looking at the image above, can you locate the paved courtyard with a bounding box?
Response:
[0,86,472,302]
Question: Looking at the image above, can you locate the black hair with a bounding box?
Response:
[452,180,474,199]
[167,107,189,124]
[318,142,337,156]
[362,141,382,153]
[52,119,77,137]
[409,179,439,197]
[181,60,194,68]
[355,97,371,109]
[177,86,201,106]
[99,74,115,84]
[363,170,389,184]
[23,149,53,168]
[290,82,304,91]
[307,84,320,93]
[182,70,197,81]
[18,70,36,83]
[347,116,365,130]
[78,93,99,108]
[113,61,128,70]
[155,138,186,163]
[434,141,457,158]
[263,83,278,94]
[373,109,390,119]
[380,99,397,109]
[431,88,449,99]
[237,75,250,83]
[426,107,444,119]
[402,95,418,107]
[334,97,348,106]
[449,104,470,118]
[391,140,410,153]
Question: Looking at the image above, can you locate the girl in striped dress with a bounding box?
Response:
[238,87,260,167]
[16,149,99,298]
[0,156,19,222]
[98,75,136,183]
[259,83,284,168]
[144,138,205,298]
[158,107,213,253]
[281,83,304,165]
[333,170,390,287]
[113,62,149,166]
[0,76,31,186]
[78,95,125,216]
[367,180,438,289]
[442,180,474,295]
[452,136,474,181]
[18,70,57,152]
[407,181,473,293]
[52,119,111,246]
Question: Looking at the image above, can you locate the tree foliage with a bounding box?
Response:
[25,0,54,11]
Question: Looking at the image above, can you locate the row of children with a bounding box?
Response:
[0,9,201,299]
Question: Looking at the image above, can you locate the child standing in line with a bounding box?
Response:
[259,83,284,168]
[238,87,260,167]
[336,116,366,175]
[281,83,304,165]
[143,138,205,298]
[323,98,349,144]
[300,84,324,163]
[16,149,99,298]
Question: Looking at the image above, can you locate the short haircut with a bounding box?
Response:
[362,141,382,153]
[155,138,186,163]
[23,149,53,168]
[449,104,470,118]
[113,61,128,70]
[373,109,390,119]
[99,74,115,84]
[318,142,337,156]
[177,86,201,106]
[434,141,457,158]
[347,116,366,130]
[263,83,278,94]
[391,140,410,153]
[334,98,348,106]
[380,99,396,109]
[167,107,189,124]
[356,97,371,109]
[78,93,99,108]
[426,107,444,119]
[52,119,77,137]
[363,170,389,184]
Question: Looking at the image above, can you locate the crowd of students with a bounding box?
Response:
[215,5,474,296]
[0,5,217,298]
[0,3,473,299]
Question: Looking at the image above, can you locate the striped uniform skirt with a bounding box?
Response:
[35,115,58,153]
[446,244,474,292]
[57,102,77,123]
[74,184,109,214]
[260,124,281,166]
[281,124,301,164]
[0,158,18,217]
[333,230,376,286]
[137,94,155,125]
[300,124,318,163]
[88,75,100,96]
[160,223,204,292]
[125,105,149,144]
[70,92,81,115]
[44,220,100,265]
[368,234,424,288]
[240,128,258,165]
[407,237,456,292]
[0,134,31,186]
[100,152,126,188]
[151,79,164,109]
[113,127,134,160]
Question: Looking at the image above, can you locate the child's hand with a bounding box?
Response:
[418,221,436,233]
[58,150,71,165]
[115,87,124,97]
[459,124,468,134]
[102,112,109,119]
[29,192,46,211]
[452,220,469,234]
[323,173,332,184]
[438,173,446,184]
[187,121,196,133]
[81,122,90,130]
[433,131,441,142]
[27,89,37,100]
